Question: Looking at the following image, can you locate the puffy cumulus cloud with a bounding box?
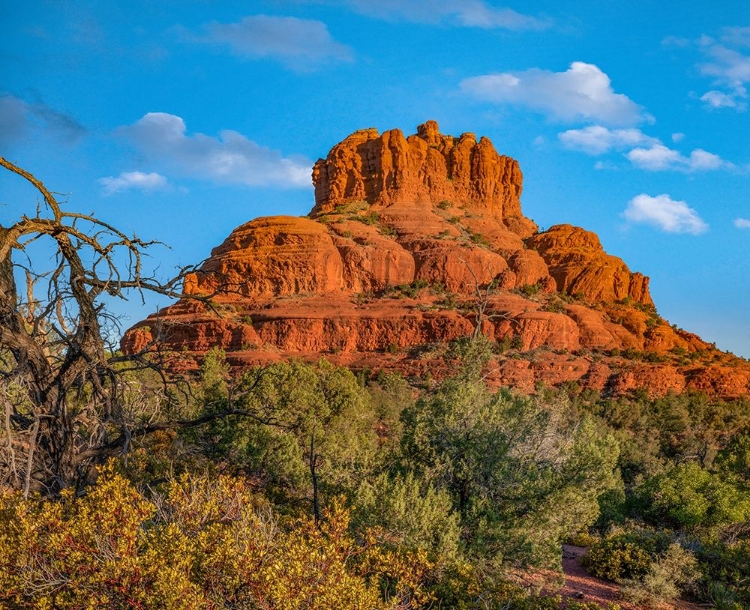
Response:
[734,218,750,229]
[337,0,550,30]
[188,15,352,70]
[693,35,750,111]
[700,86,747,111]
[623,194,708,235]
[558,126,659,154]
[557,121,735,173]
[119,113,311,188]
[99,171,168,196]
[557,124,734,174]
[626,144,731,172]
[460,62,647,126]
[0,93,85,147]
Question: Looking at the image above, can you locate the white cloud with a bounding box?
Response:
[460,62,647,126]
[700,43,750,82]
[190,15,352,70]
[557,123,733,174]
[0,93,85,147]
[734,217,750,229]
[626,145,682,171]
[337,0,550,30]
[722,26,750,47]
[99,171,168,195]
[558,125,659,154]
[120,113,311,188]
[671,132,685,142]
[694,37,750,111]
[700,87,747,111]
[624,194,708,235]
[626,144,730,172]
[594,160,619,171]
[701,89,738,107]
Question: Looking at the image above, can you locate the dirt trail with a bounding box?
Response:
[558,545,704,610]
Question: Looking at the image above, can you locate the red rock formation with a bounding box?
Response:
[311,120,537,237]
[122,122,750,400]
[527,224,652,306]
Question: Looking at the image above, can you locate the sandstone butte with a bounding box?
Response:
[122,121,750,399]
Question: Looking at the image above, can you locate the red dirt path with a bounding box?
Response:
[558,545,705,610]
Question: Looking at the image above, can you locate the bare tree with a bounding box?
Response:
[459,258,517,340]
[0,156,204,496]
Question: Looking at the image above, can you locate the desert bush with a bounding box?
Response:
[582,530,672,581]
[544,297,567,314]
[353,471,460,558]
[0,464,438,609]
[697,539,750,609]
[620,542,699,607]
[568,531,600,547]
[583,538,651,582]
[632,462,750,530]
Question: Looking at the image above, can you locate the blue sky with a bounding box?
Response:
[1,0,749,357]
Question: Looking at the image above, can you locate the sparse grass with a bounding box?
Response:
[469,232,491,248]
[333,200,368,215]
[359,211,380,226]
[519,283,541,298]
[544,297,567,314]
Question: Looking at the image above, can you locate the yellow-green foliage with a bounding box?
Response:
[0,463,434,609]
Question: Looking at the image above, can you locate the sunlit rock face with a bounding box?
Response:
[122,122,750,399]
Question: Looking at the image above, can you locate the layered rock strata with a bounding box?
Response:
[123,122,750,399]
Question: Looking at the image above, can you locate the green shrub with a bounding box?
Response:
[398,279,429,298]
[353,472,460,558]
[698,539,750,608]
[621,542,699,607]
[545,297,567,314]
[568,531,600,548]
[496,335,513,354]
[583,533,658,581]
[469,232,491,248]
[633,462,750,529]
[359,211,380,225]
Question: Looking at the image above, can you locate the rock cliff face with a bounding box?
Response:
[311,120,537,237]
[122,122,750,399]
